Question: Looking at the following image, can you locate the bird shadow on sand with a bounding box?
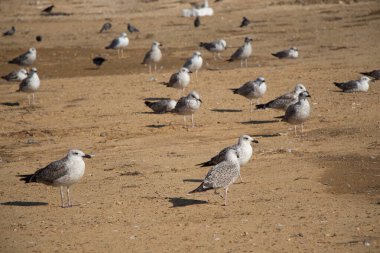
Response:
[146,124,167,128]
[1,201,48,207]
[241,119,279,125]
[211,109,243,113]
[84,67,100,71]
[167,197,208,207]
[0,102,20,107]
[144,97,172,101]
[251,133,282,138]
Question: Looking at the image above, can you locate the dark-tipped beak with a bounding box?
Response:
[252,139,259,143]
[307,93,311,97]
[83,154,93,159]
[188,71,193,74]
[198,99,203,103]
[159,43,163,46]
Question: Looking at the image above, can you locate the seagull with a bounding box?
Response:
[256,84,307,111]
[183,51,203,83]
[17,149,92,208]
[3,26,15,36]
[2,69,28,82]
[144,99,177,114]
[41,4,54,13]
[196,135,258,183]
[105,32,129,58]
[194,16,201,28]
[16,68,40,105]
[161,67,191,95]
[199,39,227,60]
[240,17,250,28]
[227,37,253,68]
[92,56,106,68]
[99,22,112,33]
[127,23,140,33]
[231,77,267,112]
[283,91,311,136]
[334,76,372,93]
[272,47,299,59]
[172,91,202,128]
[189,149,240,206]
[142,41,162,74]
[8,48,37,67]
[360,69,380,81]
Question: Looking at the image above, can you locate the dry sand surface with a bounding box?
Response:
[0,0,380,252]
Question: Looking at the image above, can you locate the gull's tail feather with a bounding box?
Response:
[17,174,36,183]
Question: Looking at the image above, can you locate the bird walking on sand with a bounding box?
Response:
[8,48,37,67]
[105,32,129,58]
[256,84,307,111]
[272,47,299,59]
[196,135,258,183]
[240,17,250,28]
[3,26,15,36]
[17,68,40,105]
[172,91,202,128]
[334,76,372,93]
[18,149,92,208]
[145,99,177,114]
[199,39,227,60]
[142,41,162,74]
[161,67,191,96]
[227,37,253,68]
[183,51,203,83]
[2,69,28,82]
[189,149,240,206]
[283,91,311,136]
[360,69,380,81]
[231,77,266,112]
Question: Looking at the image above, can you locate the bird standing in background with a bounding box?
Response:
[144,99,177,114]
[283,91,311,136]
[183,51,203,83]
[142,41,162,74]
[17,68,40,105]
[240,17,250,28]
[172,91,202,128]
[99,22,112,33]
[128,23,140,33]
[2,69,28,82]
[194,16,201,28]
[231,77,267,112]
[105,33,129,58]
[8,48,37,67]
[161,67,192,96]
[3,26,15,36]
[199,39,227,60]
[227,37,253,68]
[92,56,106,68]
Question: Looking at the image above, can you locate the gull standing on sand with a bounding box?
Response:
[256,84,307,111]
[161,67,191,95]
[8,48,37,67]
[360,69,380,80]
[240,17,250,28]
[18,149,92,208]
[199,39,227,60]
[227,37,253,68]
[196,135,258,182]
[231,77,267,112]
[334,76,372,92]
[142,41,162,74]
[144,99,177,114]
[173,91,202,127]
[272,47,299,59]
[183,51,203,83]
[17,68,40,105]
[105,32,129,58]
[283,91,311,136]
[1,69,28,82]
[128,23,140,33]
[189,149,240,206]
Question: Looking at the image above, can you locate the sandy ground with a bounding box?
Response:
[0,0,379,252]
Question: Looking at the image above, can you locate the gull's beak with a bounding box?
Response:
[198,99,203,103]
[159,42,163,46]
[188,70,193,74]
[83,154,93,159]
[252,139,259,143]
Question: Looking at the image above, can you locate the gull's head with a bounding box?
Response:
[239,135,258,145]
[360,76,371,83]
[299,91,311,99]
[68,149,93,159]
[20,69,28,75]
[120,32,127,37]
[256,76,265,84]
[30,67,37,73]
[290,47,298,52]
[244,37,253,43]
[194,51,202,57]
[180,67,191,74]
[188,90,202,103]
[29,48,36,53]
[218,39,227,48]
[152,41,162,47]
[294,84,307,94]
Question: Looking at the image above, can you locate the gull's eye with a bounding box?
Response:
[73,152,78,155]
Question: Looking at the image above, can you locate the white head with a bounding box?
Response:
[67,149,92,159]
[290,47,298,52]
[30,67,37,73]
[238,135,258,145]
[294,84,307,94]
[152,41,162,47]
[218,39,227,48]
[244,37,253,43]
[194,51,202,57]
[180,67,191,74]
[256,76,265,84]
[360,76,371,83]
[120,32,127,37]
[29,48,36,53]
[20,69,28,75]
[298,91,311,100]
[188,90,202,102]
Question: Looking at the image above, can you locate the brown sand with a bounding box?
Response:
[0,0,379,252]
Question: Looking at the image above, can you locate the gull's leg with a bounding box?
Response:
[245,59,248,68]
[32,93,35,105]
[223,187,228,206]
[149,64,151,74]
[183,116,187,127]
[191,113,195,128]
[294,125,297,136]
[250,100,253,113]
[240,60,243,68]
[60,186,65,208]
[301,124,304,137]
[28,95,31,105]
[154,63,157,74]
[239,173,244,183]
[195,70,198,83]
[213,53,216,61]
[67,186,72,207]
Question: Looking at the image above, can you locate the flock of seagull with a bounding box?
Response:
[1,1,379,207]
